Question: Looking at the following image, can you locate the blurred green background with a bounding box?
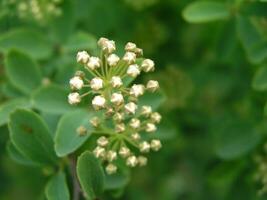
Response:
[0,0,267,199]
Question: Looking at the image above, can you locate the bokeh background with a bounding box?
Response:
[0,0,267,199]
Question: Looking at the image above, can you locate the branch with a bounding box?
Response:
[70,156,81,200]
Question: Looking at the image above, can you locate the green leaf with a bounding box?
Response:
[0,98,31,126]
[182,1,230,23]
[64,31,97,53]
[5,50,42,95]
[32,84,74,114]
[104,170,130,190]
[241,2,267,17]
[252,65,267,91]
[0,29,52,59]
[45,171,70,200]
[215,120,261,160]
[7,141,38,166]
[55,110,93,157]
[77,151,105,200]
[237,16,267,64]
[1,82,25,98]
[9,109,57,165]
[139,90,166,110]
[49,0,75,43]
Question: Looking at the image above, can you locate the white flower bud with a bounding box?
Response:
[151,112,161,123]
[129,118,140,129]
[90,77,103,90]
[103,40,116,53]
[97,136,109,147]
[124,102,137,114]
[76,126,87,136]
[93,146,105,158]
[138,156,147,166]
[90,117,100,127]
[106,163,117,175]
[141,59,155,72]
[127,64,140,77]
[92,95,106,110]
[98,37,109,47]
[119,146,130,158]
[126,155,138,167]
[107,54,120,66]
[146,80,159,92]
[125,42,137,51]
[68,92,81,105]
[141,106,152,116]
[77,51,90,64]
[106,150,117,162]
[110,76,123,88]
[105,107,114,117]
[115,123,125,133]
[150,139,162,151]
[146,123,157,132]
[131,133,140,140]
[86,56,101,70]
[123,52,136,64]
[130,84,145,97]
[69,76,84,90]
[113,112,124,122]
[139,141,150,153]
[98,38,116,53]
[111,93,124,105]
[135,48,143,56]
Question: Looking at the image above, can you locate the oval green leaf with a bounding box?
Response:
[0,98,31,126]
[7,141,38,166]
[9,109,57,165]
[0,29,52,59]
[5,50,42,95]
[182,1,230,23]
[32,84,75,114]
[55,110,93,157]
[45,171,70,200]
[77,151,105,200]
[215,121,261,160]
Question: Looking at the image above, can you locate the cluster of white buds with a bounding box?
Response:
[15,0,62,22]
[68,37,162,175]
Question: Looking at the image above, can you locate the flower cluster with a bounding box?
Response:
[2,0,63,22]
[68,37,162,175]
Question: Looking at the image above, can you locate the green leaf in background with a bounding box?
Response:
[7,141,38,166]
[182,1,230,23]
[9,109,57,165]
[50,0,75,43]
[215,121,261,160]
[1,82,25,98]
[144,120,177,141]
[237,16,267,64]
[55,110,93,157]
[241,2,267,17]
[64,31,97,53]
[77,151,105,200]
[5,50,42,95]
[45,171,70,200]
[32,84,74,114]
[0,98,31,126]
[139,90,166,110]
[104,169,130,190]
[0,29,52,59]
[252,65,267,91]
